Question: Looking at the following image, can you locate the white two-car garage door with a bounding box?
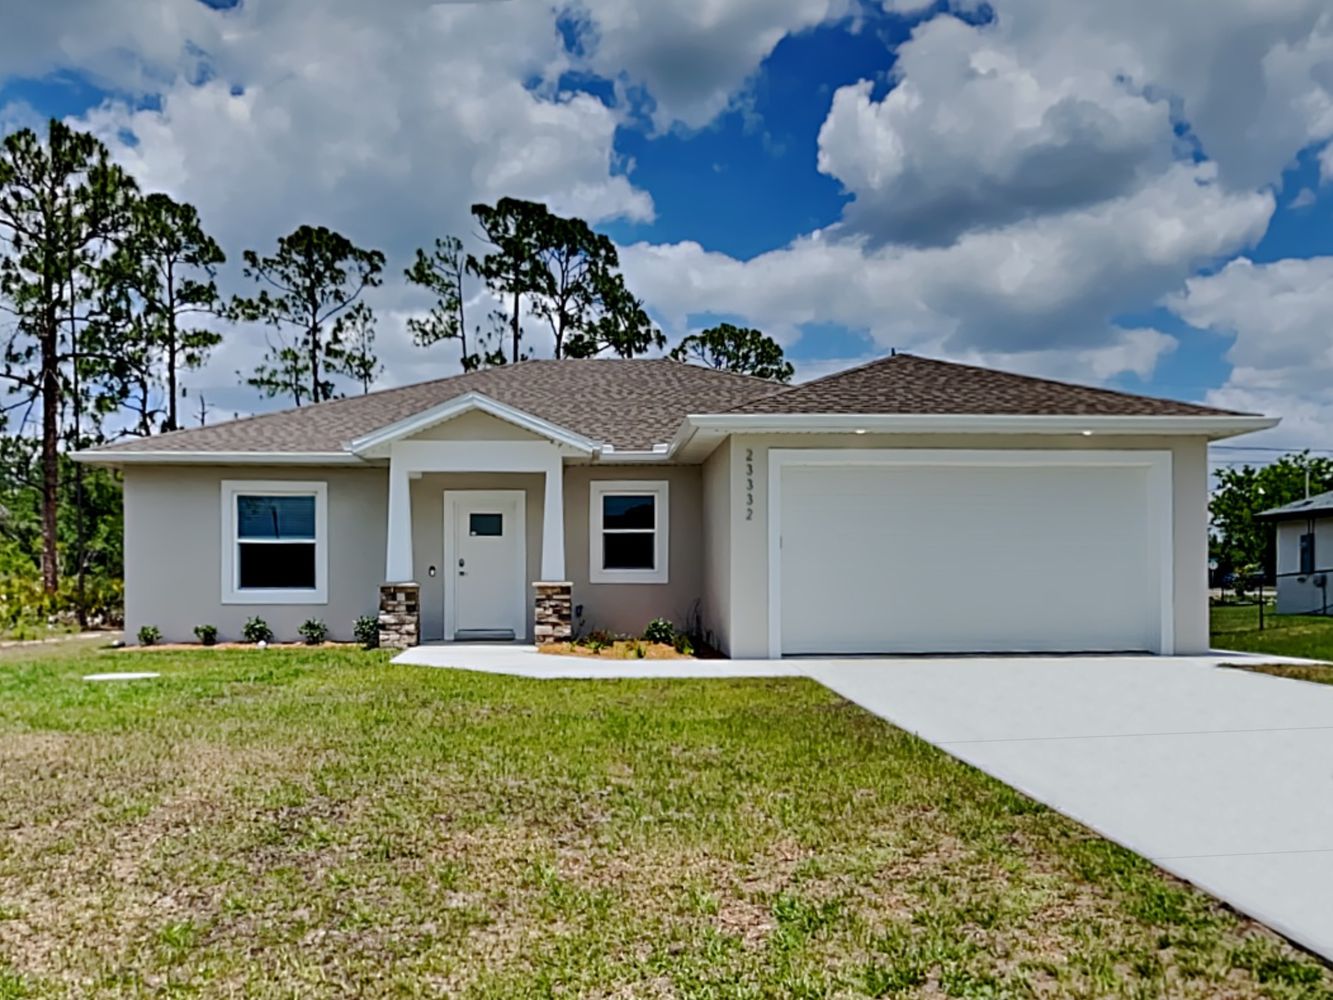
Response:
[775,451,1172,655]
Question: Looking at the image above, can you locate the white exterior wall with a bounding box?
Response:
[123,464,388,643]
[719,433,1211,658]
[1274,519,1333,615]
[700,438,733,654]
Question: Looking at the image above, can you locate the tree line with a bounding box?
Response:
[0,120,793,619]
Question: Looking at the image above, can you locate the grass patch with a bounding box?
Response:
[0,641,1328,997]
[1211,603,1333,662]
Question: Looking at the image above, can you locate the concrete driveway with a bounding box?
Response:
[805,655,1333,961]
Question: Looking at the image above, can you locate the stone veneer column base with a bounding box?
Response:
[533,582,573,645]
[378,583,420,650]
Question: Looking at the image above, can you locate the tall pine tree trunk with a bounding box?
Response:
[165,262,178,432]
[40,304,59,595]
[511,289,520,363]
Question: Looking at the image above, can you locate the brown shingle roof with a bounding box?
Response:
[725,353,1250,417]
[88,353,1251,458]
[90,359,781,455]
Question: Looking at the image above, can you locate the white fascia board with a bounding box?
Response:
[72,450,365,466]
[348,392,598,456]
[686,412,1279,441]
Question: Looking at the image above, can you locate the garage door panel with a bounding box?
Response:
[779,462,1161,655]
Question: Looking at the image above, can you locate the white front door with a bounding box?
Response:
[444,490,526,640]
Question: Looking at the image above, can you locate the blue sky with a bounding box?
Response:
[3,0,1333,455]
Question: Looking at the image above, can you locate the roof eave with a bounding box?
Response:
[72,450,366,467]
[686,412,1278,441]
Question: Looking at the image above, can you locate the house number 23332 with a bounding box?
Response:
[745,448,755,521]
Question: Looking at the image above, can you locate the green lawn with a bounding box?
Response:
[1,641,1329,998]
[1211,604,1333,685]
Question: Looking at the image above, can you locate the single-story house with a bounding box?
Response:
[76,353,1274,656]
[1258,490,1333,615]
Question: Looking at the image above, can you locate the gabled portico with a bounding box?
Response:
[348,392,595,648]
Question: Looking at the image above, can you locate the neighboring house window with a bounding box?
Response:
[1300,531,1316,576]
[221,480,328,604]
[589,480,669,584]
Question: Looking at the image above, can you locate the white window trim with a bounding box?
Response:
[220,480,329,605]
[589,480,669,584]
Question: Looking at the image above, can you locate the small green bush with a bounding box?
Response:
[298,618,327,645]
[137,624,162,646]
[193,624,218,646]
[643,618,675,645]
[242,616,273,644]
[353,614,379,649]
[672,632,694,656]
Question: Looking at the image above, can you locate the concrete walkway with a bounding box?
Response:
[395,645,1333,960]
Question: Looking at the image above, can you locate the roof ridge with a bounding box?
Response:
[896,353,1250,414]
[721,351,908,413]
[725,351,1250,417]
[659,355,788,388]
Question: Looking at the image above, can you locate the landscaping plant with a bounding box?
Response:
[298,618,328,645]
[353,614,379,649]
[136,624,161,646]
[193,624,218,646]
[242,616,273,644]
[643,617,675,646]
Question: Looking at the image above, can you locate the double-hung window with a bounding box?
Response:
[222,481,328,604]
[589,480,669,584]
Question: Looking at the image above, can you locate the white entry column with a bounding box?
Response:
[540,457,566,581]
[384,456,414,582]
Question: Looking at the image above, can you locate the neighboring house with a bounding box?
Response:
[76,354,1274,656]
[1258,490,1333,615]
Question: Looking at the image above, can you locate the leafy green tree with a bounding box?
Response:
[0,120,137,593]
[231,225,384,405]
[468,199,544,363]
[468,197,662,361]
[328,302,382,395]
[404,236,500,371]
[669,323,794,381]
[1210,451,1333,580]
[107,193,225,431]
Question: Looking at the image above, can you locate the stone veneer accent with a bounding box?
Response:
[533,582,573,645]
[378,583,420,650]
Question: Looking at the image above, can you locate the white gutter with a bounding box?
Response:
[685,412,1279,441]
[72,450,367,466]
[596,443,671,462]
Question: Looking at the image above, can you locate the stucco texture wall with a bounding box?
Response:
[123,465,387,643]
[563,464,704,639]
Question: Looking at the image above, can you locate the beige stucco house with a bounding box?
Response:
[77,354,1275,657]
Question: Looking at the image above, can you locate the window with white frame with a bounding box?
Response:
[221,481,328,604]
[589,480,669,583]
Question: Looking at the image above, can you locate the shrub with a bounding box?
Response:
[137,624,162,646]
[193,624,218,646]
[353,614,379,649]
[672,632,694,656]
[633,642,646,659]
[242,616,273,644]
[643,618,675,645]
[298,618,327,645]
